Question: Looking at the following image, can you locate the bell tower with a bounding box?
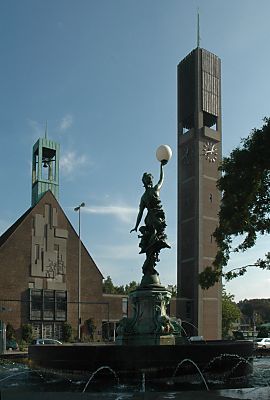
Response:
[32,134,60,206]
[176,46,222,339]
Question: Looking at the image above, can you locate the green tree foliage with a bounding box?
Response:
[199,118,270,289]
[222,289,241,338]
[21,323,33,343]
[238,298,270,324]
[124,281,138,293]
[103,276,139,294]
[103,276,115,293]
[257,326,269,338]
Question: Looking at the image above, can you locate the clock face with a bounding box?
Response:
[202,141,218,163]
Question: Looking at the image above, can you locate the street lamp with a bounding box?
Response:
[74,202,85,341]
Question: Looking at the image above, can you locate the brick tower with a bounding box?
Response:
[176,46,222,339]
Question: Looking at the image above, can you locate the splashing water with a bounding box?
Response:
[0,371,29,383]
[172,358,209,391]
[182,320,199,335]
[204,353,253,378]
[141,372,145,392]
[82,366,119,393]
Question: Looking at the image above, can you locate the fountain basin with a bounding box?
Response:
[28,340,253,379]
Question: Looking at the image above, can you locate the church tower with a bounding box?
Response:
[176,46,222,339]
[32,135,60,206]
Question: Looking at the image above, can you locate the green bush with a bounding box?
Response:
[21,324,33,343]
[18,340,27,352]
[62,322,73,342]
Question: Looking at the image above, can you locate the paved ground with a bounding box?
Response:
[1,388,270,400]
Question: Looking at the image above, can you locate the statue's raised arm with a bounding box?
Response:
[155,160,166,192]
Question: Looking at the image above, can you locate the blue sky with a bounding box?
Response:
[1,0,270,302]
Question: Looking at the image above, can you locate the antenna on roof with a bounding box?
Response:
[197,8,201,48]
[45,120,48,139]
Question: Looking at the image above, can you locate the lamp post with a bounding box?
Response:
[74,202,85,341]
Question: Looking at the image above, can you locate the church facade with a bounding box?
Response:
[0,136,121,341]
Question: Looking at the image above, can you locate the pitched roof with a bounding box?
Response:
[0,206,32,247]
[0,190,104,278]
[0,190,55,248]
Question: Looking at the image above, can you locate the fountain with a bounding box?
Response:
[28,145,254,390]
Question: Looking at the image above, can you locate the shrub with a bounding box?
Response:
[18,340,27,352]
[62,323,73,342]
[21,324,33,343]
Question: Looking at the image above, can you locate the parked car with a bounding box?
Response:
[6,339,18,350]
[256,338,270,349]
[31,338,62,345]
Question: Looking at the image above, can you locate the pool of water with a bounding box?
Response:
[0,356,270,398]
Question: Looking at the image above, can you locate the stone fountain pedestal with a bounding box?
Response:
[116,274,182,346]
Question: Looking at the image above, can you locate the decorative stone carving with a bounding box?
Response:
[31,204,68,289]
[116,287,182,345]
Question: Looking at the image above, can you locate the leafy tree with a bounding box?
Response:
[103,276,138,294]
[199,118,270,289]
[238,298,270,324]
[222,289,241,338]
[124,281,138,294]
[257,326,269,338]
[103,276,115,294]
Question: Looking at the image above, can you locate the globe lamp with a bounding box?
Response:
[156,145,172,164]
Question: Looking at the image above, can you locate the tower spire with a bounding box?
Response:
[197,8,200,48]
[45,120,48,139]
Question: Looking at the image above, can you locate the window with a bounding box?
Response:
[30,290,42,320]
[43,290,54,320]
[29,289,67,322]
[55,291,67,321]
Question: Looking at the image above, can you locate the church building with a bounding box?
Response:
[0,136,109,341]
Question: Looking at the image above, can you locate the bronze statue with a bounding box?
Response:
[130,160,170,278]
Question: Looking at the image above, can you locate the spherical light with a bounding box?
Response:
[156,145,172,163]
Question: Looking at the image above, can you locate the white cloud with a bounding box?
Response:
[59,114,73,131]
[60,151,89,177]
[93,244,139,260]
[84,204,137,223]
